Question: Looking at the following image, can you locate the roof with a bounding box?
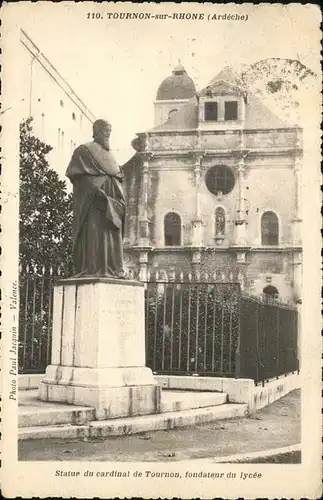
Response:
[151,67,291,131]
[150,98,198,131]
[206,67,290,128]
[172,62,186,74]
[156,64,196,101]
[207,67,242,87]
[244,93,290,129]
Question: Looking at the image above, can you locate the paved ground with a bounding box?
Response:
[19,389,300,462]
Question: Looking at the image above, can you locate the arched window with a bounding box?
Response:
[263,285,279,299]
[168,109,178,119]
[164,212,181,246]
[215,207,225,236]
[261,211,279,245]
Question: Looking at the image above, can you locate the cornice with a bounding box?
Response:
[146,147,302,160]
[20,29,96,122]
[124,245,303,254]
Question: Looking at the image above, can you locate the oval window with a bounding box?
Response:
[205,166,235,195]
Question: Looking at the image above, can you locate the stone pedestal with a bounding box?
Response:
[39,278,161,420]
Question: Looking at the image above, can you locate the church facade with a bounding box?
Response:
[123,64,302,304]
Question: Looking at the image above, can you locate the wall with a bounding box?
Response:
[200,130,241,150]
[245,158,296,246]
[123,158,142,245]
[245,130,297,149]
[200,156,238,246]
[149,133,196,150]
[149,159,196,247]
[123,88,300,303]
[154,99,190,126]
[155,372,300,412]
[20,34,94,182]
[246,251,294,301]
[146,153,296,250]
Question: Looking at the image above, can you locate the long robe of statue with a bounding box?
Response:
[66,140,125,278]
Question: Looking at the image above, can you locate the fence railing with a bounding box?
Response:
[19,270,53,373]
[18,270,299,382]
[237,294,299,382]
[18,264,70,374]
[145,281,240,377]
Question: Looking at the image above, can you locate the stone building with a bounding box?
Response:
[123,64,302,304]
[20,29,95,180]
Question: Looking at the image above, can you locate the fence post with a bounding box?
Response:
[276,306,280,377]
[235,286,242,378]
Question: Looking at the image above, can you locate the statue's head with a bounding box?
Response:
[93,119,112,150]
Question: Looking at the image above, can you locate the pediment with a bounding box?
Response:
[200,79,243,97]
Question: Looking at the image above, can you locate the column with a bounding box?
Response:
[191,250,202,281]
[138,251,149,282]
[137,153,151,247]
[292,251,302,368]
[291,155,302,246]
[233,158,247,246]
[191,153,204,247]
[292,251,302,303]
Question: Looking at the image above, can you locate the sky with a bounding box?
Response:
[15,2,321,164]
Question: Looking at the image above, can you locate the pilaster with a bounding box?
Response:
[292,251,302,303]
[232,156,248,248]
[137,152,152,247]
[138,251,149,282]
[191,152,205,247]
[291,155,302,247]
[191,249,202,280]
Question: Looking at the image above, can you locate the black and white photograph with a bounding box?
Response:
[1,2,321,498]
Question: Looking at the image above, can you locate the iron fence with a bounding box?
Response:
[18,270,299,383]
[18,265,67,373]
[237,295,299,382]
[145,281,240,377]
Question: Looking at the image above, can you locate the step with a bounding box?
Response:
[19,390,95,428]
[161,390,227,412]
[19,389,227,428]
[19,403,248,440]
[19,405,96,428]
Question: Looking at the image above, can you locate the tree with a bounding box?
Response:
[208,58,316,125]
[19,118,74,372]
[19,117,73,275]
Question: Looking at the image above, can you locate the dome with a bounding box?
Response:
[156,64,196,101]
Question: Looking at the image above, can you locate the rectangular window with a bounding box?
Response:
[204,102,218,121]
[225,101,238,120]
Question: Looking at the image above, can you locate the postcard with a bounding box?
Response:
[1,2,321,498]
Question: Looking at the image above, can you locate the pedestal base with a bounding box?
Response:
[39,365,161,420]
[38,278,161,420]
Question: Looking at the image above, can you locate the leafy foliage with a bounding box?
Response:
[19,117,73,274]
[19,118,73,372]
